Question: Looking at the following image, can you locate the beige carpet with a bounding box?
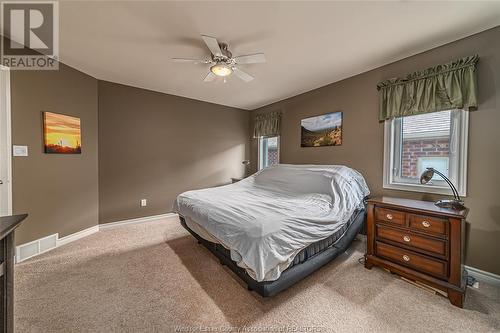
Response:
[15,216,500,332]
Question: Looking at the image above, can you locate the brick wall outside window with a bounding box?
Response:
[401,138,449,178]
[267,148,279,166]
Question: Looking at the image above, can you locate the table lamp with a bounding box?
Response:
[419,167,465,210]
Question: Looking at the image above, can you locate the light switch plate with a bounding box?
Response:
[13,145,28,157]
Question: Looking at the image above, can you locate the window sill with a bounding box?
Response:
[383,182,466,197]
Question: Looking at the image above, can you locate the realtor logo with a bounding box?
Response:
[1,1,59,70]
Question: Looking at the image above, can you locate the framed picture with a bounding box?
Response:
[43,112,82,154]
[301,111,342,147]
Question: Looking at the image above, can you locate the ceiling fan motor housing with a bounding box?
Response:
[212,42,233,63]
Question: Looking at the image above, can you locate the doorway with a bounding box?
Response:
[0,65,12,216]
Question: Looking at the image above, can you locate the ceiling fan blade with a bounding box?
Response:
[172,58,209,64]
[233,53,266,64]
[203,71,216,82]
[201,35,222,57]
[232,67,254,82]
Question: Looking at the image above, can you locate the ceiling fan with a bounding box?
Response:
[172,35,266,82]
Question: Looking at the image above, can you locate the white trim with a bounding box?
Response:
[16,234,57,263]
[382,119,393,193]
[0,65,12,216]
[57,225,99,247]
[15,213,178,263]
[99,213,177,230]
[466,265,500,287]
[258,137,263,170]
[277,136,281,165]
[458,111,469,197]
[383,182,456,196]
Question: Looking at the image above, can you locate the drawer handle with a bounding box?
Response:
[403,235,411,242]
[386,213,393,220]
[402,255,410,262]
[422,220,431,228]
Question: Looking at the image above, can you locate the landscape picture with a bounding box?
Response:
[43,112,82,154]
[301,112,342,147]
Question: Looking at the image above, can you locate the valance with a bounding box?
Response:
[377,55,478,121]
[253,111,281,138]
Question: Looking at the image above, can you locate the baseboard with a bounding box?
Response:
[16,234,58,263]
[465,265,500,287]
[16,212,177,263]
[57,225,100,247]
[23,213,498,288]
[99,213,178,230]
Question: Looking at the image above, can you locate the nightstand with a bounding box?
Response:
[365,197,468,308]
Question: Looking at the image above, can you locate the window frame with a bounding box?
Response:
[383,110,468,196]
[258,136,280,170]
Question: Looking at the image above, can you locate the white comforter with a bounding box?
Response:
[173,164,370,282]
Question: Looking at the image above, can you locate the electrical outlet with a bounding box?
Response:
[140,199,147,207]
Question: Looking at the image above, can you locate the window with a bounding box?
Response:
[383,110,468,196]
[258,136,280,170]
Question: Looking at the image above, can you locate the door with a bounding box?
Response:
[0,65,12,216]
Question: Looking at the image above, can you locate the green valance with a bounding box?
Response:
[377,55,479,121]
[253,111,281,138]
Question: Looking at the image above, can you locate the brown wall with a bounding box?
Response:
[11,64,99,245]
[251,26,500,275]
[98,81,250,223]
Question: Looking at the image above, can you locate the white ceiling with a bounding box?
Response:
[59,1,500,110]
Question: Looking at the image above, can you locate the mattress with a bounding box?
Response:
[212,208,363,269]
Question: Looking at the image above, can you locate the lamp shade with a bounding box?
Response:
[420,168,434,184]
[210,63,233,77]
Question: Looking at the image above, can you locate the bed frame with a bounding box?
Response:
[179,209,366,297]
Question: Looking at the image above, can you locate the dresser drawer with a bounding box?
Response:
[375,207,405,226]
[409,214,448,236]
[376,225,447,257]
[376,241,448,279]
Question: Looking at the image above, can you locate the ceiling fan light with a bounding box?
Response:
[210,63,232,77]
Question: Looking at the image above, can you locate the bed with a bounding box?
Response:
[173,164,370,296]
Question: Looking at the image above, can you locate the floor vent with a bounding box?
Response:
[14,213,177,263]
[16,234,58,263]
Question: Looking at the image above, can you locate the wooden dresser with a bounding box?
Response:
[364,197,468,307]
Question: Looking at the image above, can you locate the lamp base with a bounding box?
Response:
[435,199,466,210]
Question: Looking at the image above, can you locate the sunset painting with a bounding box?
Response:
[43,112,81,154]
[301,112,342,147]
